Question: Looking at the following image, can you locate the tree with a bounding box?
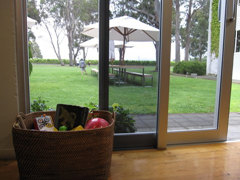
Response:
[28,0,41,23]
[189,1,209,61]
[39,0,98,66]
[65,0,98,65]
[28,0,43,59]
[28,31,43,58]
[173,0,182,62]
[181,0,208,61]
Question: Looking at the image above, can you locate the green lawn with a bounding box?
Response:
[29,65,240,114]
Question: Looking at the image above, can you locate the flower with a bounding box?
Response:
[112,103,119,112]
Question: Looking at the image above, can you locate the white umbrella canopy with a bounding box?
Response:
[27,17,37,28]
[82,16,159,64]
[80,38,134,48]
[82,16,159,41]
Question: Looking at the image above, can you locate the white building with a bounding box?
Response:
[232,4,240,80]
[207,2,240,80]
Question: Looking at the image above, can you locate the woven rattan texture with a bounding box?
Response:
[12,111,114,180]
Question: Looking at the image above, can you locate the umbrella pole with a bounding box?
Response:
[122,33,126,65]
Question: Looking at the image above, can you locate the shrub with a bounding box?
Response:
[85,102,137,133]
[31,97,50,112]
[30,59,157,66]
[173,61,206,75]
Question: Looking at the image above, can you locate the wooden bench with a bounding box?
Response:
[126,71,153,87]
[109,73,116,85]
[91,68,99,76]
[91,68,116,85]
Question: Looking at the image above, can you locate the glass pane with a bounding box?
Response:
[28,1,99,112]
[168,0,219,132]
[108,2,160,134]
[228,3,240,141]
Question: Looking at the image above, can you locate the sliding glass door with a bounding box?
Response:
[157,0,237,148]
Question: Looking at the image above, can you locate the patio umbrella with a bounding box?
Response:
[80,38,134,49]
[80,38,134,61]
[27,17,37,28]
[109,40,115,62]
[82,16,159,64]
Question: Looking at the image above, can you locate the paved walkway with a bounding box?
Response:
[132,112,240,141]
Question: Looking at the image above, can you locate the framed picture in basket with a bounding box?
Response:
[54,104,89,130]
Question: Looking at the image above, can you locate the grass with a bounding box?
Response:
[29,64,240,114]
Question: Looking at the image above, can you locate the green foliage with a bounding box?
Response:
[85,102,137,133]
[170,61,175,67]
[86,60,98,65]
[31,41,43,58]
[28,42,33,76]
[112,60,156,66]
[30,59,71,64]
[84,102,98,112]
[211,0,220,57]
[109,103,137,133]
[28,0,41,23]
[29,59,157,66]
[31,96,50,112]
[189,1,209,60]
[173,61,206,75]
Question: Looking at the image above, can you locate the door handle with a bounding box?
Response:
[218,0,237,22]
[227,0,237,21]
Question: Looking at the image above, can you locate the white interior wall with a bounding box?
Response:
[232,5,240,80]
[0,0,19,159]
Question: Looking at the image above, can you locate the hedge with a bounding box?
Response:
[30,59,157,66]
[173,61,206,75]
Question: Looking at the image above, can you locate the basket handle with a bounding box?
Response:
[13,112,27,130]
[112,112,116,121]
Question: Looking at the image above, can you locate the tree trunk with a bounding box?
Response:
[65,1,75,66]
[43,22,64,66]
[175,0,181,62]
[184,0,193,61]
[67,33,74,66]
[154,0,160,71]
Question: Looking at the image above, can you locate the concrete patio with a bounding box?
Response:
[132,112,240,141]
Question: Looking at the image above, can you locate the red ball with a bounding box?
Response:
[85,118,109,129]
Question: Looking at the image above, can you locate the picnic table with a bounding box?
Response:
[109,65,153,87]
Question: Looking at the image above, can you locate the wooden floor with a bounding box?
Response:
[1,141,240,180]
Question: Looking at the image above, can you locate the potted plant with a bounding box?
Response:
[85,102,137,133]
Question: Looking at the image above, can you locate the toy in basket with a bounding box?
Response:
[34,114,58,131]
[12,110,115,180]
[54,104,89,130]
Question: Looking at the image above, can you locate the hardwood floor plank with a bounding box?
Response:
[1,142,240,180]
[109,142,240,180]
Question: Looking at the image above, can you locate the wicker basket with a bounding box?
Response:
[12,110,115,180]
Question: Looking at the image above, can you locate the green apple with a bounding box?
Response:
[59,125,68,131]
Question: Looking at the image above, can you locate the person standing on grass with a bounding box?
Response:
[79,59,87,75]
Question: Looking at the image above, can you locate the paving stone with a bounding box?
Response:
[173,118,191,123]
[229,116,240,120]
[139,116,156,121]
[229,112,240,116]
[137,128,153,132]
[168,122,182,127]
[194,121,213,126]
[168,114,185,118]
[168,127,188,131]
[229,120,240,125]
[135,123,150,128]
[134,113,240,141]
